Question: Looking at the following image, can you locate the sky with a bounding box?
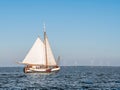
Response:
[0,0,120,66]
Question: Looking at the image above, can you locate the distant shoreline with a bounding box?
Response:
[0,66,120,68]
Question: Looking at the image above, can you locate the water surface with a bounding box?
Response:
[0,66,120,90]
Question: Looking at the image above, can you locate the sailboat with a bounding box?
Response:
[19,24,60,73]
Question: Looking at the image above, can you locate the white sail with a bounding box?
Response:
[45,36,57,66]
[22,37,46,65]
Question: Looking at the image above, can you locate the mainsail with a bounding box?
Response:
[22,37,46,65]
[45,36,57,66]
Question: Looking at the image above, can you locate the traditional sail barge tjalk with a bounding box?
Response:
[19,24,60,73]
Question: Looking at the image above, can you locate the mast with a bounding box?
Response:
[44,23,48,68]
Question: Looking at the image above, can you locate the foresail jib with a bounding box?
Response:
[22,37,46,65]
